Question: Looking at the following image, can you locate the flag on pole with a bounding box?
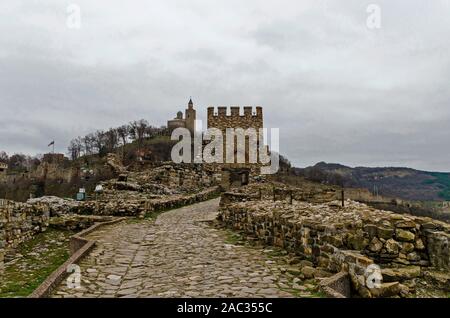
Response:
[48,140,55,154]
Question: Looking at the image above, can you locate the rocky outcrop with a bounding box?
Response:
[105,153,127,174]
[96,162,221,199]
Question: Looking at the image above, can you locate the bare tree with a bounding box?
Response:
[76,136,84,157]
[104,128,119,153]
[25,155,41,170]
[0,151,8,163]
[93,130,106,156]
[83,133,95,156]
[117,125,129,146]
[65,119,169,161]
[8,153,27,171]
[129,119,148,150]
[68,138,83,160]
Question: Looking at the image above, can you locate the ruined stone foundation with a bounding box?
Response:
[218,197,450,297]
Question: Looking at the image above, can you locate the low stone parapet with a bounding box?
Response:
[218,198,450,297]
[75,186,220,217]
[28,217,126,298]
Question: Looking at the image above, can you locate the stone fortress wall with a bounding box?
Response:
[0,159,86,186]
[206,106,266,181]
[218,186,450,298]
[0,200,50,270]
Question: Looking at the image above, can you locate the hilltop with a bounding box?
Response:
[295,162,450,202]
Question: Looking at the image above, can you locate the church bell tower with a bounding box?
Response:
[185,98,196,136]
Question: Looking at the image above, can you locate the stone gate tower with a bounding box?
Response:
[207,106,264,188]
[206,106,264,163]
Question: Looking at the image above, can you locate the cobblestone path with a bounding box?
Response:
[51,199,309,298]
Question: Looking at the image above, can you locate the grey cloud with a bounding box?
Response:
[0,0,449,171]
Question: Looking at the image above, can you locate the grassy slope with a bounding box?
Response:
[0,229,73,297]
[425,172,450,201]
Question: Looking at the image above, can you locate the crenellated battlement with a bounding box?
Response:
[207,106,262,119]
[207,106,263,133]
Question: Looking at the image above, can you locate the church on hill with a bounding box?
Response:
[167,98,196,136]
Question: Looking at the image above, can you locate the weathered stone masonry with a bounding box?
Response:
[0,200,50,270]
[0,160,222,271]
[218,194,450,297]
[74,187,220,217]
[207,106,263,132]
[206,106,266,187]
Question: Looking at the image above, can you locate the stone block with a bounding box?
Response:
[395,229,415,242]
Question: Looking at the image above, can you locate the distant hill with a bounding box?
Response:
[294,162,450,202]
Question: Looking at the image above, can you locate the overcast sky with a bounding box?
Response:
[0,0,449,171]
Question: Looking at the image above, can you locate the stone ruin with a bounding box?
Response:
[0,199,50,270]
[217,183,450,298]
[0,158,225,271]
[207,106,263,133]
